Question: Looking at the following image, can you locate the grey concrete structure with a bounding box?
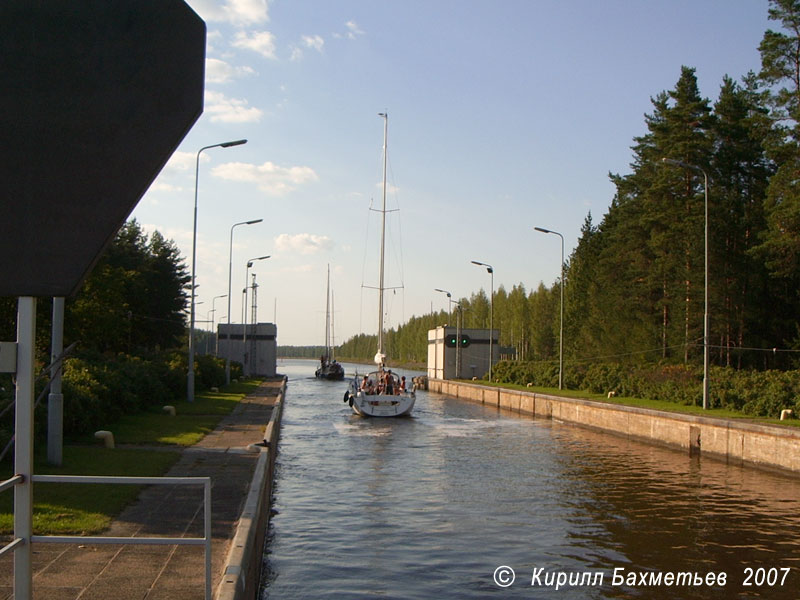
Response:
[218,324,277,378]
[427,326,499,380]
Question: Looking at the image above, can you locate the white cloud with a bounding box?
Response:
[289,45,304,62]
[274,233,334,255]
[206,58,255,84]
[151,182,184,193]
[207,30,223,53]
[162,151,203,172]
[302,35,325,52]
[204,90,263,123]
[190,0,269,26]
[211,161,318,195]
[279,264,314,273]
[345,21,365,39]
[232,30,277,59]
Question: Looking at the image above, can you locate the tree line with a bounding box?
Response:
[337,0,800,373]
[0,220,237,451]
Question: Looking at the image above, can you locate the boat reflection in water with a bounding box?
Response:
[262,359,800,599]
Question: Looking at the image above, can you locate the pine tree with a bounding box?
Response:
[710,76,773,366]
[756,0,800,353]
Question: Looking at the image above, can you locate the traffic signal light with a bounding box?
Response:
[445,334,471,348]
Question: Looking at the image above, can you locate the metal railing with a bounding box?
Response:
[0,474,24,558]
[0,474,212,600]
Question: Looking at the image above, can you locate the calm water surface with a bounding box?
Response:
[260,359,800,599]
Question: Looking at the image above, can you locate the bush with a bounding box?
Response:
[59,352,187,438]
[61,359,109,435]
[195,354,226,390]
[491,359,800,418]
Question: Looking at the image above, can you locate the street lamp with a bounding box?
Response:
[534,226,564,390]
[211,294,227,356]
[188,139,247,402]
[434,288,453,322]
[224,218,263,384]
[471,260,494,382]
[243,255,270,377]
[662,157,710,410]
[435,288,463,379]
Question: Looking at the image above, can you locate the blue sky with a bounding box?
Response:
[132,0,771,346]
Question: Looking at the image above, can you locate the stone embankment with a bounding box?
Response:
[429,379,800,475]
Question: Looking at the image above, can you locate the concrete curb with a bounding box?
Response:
[215,376,286,600]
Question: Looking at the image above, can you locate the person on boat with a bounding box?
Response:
[384,370,394,395]
[399,376,406,393]
[360,375,369,391]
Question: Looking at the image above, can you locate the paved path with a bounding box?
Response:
[0,379,283,600]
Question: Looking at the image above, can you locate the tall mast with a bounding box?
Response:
[325,263,331,356]
[331,290,336,360]
[377,112,388,364]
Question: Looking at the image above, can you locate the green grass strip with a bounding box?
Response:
[0,379,264,534]
[73,378,264,446]
[482,381,800,428]
[0,446,180,535]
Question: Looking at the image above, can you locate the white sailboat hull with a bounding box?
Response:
[351,391,415,417]
[345,370,415,417]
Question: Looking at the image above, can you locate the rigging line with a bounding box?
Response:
[358,196,374,339]
[563,342,697,365]
[705,343,800,354]
[386,152,406,290]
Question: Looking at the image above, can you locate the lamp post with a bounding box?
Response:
[662,157,710,410]
[188,139,247,402]
[434,288,453,322]
[243,255,270,378]
[224,218,263,384]
[471,260,494,382]
[211,294,226,356]
[435,288,462,378]
[534,226,564,390]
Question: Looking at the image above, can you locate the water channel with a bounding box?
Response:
[260,359,800,599]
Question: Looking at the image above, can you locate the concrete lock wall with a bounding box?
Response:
[218,323,277,377]
[426,326,499,380]
[428,379,800,475]
[216,378,285,600]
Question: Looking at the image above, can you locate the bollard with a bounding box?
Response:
[94,430,115,449]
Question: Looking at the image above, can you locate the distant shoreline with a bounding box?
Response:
[278,356,426,372]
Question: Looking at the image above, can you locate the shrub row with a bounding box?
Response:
[490,360,800,419]
[57,352,242,437]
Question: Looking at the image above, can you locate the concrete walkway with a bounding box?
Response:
[0,378,284,600]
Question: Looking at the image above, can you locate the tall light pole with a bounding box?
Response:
[435,288,462,378]
[188,139,247,402]
[471,260,494,382]
[243,255,270,378]
[224,218,263,384]
[211,294,226,356]
[434,288,453,322]
[534,226,564,390]
[662,157,710,410]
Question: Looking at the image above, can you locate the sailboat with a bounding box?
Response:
[344,112,415,417]
[316,264,345,380]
